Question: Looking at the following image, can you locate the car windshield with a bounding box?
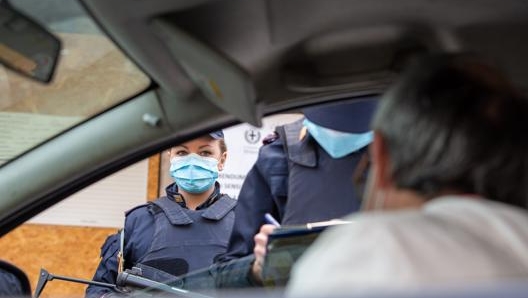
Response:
[0,0,150,166]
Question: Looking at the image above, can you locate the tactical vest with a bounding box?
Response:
[135,195,236,284]
[277,119,368,225]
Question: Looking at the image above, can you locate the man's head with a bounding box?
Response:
[363,53,528,210]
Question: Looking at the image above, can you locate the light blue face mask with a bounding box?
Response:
[303,118,373,159]
[169,153,219,194]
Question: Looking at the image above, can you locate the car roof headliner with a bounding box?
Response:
[82,0,528,119]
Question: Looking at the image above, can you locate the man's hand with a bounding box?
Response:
[251,224,277,282]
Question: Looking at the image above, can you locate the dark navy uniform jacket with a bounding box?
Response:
[85,182,236,298]
[212,118,368,287]
[0,260,30,296]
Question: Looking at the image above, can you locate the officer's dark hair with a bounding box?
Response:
[372,53,528,208]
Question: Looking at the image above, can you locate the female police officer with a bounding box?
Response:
[86,131,236,297]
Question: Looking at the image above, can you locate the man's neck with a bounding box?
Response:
[383,188,427,210]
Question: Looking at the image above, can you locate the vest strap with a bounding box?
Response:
[202,194,237,220]
[152,197,193,225]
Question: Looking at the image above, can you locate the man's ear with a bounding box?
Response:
[371,131,392,189]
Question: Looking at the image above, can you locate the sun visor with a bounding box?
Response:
[150,18,261,127]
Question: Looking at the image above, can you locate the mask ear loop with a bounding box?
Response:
[218,151,228,171]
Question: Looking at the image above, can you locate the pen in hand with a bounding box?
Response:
[264,213,281,227]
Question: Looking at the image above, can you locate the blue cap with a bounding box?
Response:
[302,97,378,133]
[209,130,224,139]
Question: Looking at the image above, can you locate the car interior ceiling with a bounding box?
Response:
[82,0,528,111]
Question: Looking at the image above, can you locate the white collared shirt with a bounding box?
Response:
[286,196,528,297]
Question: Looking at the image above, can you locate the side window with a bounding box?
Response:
[0,113,301,296]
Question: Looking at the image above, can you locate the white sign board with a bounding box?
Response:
[216,113,302,198]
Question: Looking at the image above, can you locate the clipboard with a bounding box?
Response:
[261,219,352,286]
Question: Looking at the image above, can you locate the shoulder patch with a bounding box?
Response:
[262,131,279,145]
[148,202,162,215]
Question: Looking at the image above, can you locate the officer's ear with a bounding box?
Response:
[218,151,227,171]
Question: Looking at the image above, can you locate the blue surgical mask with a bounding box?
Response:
[303,118,373,159]
[169,153,219,194]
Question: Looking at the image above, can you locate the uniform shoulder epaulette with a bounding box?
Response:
[262,131,279,145]
[124,202,150,217]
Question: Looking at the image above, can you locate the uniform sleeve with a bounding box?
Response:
[216,166,276,263]
[0,261,30,297]
[86,205,153,298]
[204,165,273,289]
[212,138,288,288]
[85,232,120,298]
[216,138,288,264]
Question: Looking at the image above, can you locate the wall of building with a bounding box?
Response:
[0,154,160,297]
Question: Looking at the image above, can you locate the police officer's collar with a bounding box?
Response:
[156,183,234,225]
[281,119,317,168]
[165,182,221,210]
